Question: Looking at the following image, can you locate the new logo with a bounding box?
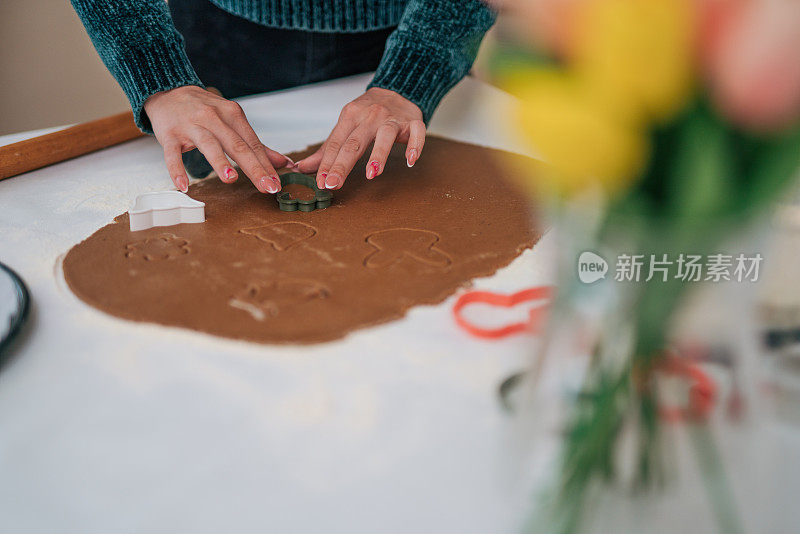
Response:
[577,251,608,284]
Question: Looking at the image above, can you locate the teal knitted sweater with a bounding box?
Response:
[70,0,496,132]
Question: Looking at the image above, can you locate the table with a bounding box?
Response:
[0,74,558,533]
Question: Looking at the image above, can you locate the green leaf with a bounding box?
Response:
[741,126,800,216]
[668,105,735,221]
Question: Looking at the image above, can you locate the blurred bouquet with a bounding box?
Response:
[489,1,800,532]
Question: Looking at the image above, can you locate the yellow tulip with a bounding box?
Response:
[572,0,696,124]
[508,67,649,197]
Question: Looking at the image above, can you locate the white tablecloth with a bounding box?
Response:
[0,74,558,533]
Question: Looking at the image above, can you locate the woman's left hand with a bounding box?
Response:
[294,88,426,189]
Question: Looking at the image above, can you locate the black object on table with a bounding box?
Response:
[0,261,30,363]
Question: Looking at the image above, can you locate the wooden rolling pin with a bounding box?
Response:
[0,111,145,181]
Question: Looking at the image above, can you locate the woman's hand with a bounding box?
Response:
[295,88,426,189]
[144,86,291,193]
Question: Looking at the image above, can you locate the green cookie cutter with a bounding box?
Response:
[276,172,333,212]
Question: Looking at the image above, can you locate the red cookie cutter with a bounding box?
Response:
[657,357,717,423]
[452,286,554,339]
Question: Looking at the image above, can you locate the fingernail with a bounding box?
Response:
[223,166,237,182]
[407,149,418,168]
[366,161,380,180]
[271,175,282,192]
[264,180,279,194]
[258,177,271,193]
[325,173,339,189]
[284,155,296,167]
[176,175,189,193]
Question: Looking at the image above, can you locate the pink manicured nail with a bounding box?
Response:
[284,155,296,167]
[406,149,418,167]
[325,173,340,189]
[223,166,237,182]
[271,175,282,192]
[366,161,380,180]
[258,177,272,193]
[264,179,279,194]
[176,175,189,193]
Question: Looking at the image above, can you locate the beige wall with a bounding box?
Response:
[0,0,129,136]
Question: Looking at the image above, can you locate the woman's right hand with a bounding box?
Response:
[143,85,291,193]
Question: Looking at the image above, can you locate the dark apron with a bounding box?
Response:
[169,0,395,98]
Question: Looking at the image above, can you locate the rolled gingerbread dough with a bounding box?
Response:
[63,136,542,344]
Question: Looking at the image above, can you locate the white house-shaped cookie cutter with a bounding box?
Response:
[128,191,205,232]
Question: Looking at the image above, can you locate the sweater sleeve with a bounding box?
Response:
[367,0,497,123]
[70,0,204,133]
